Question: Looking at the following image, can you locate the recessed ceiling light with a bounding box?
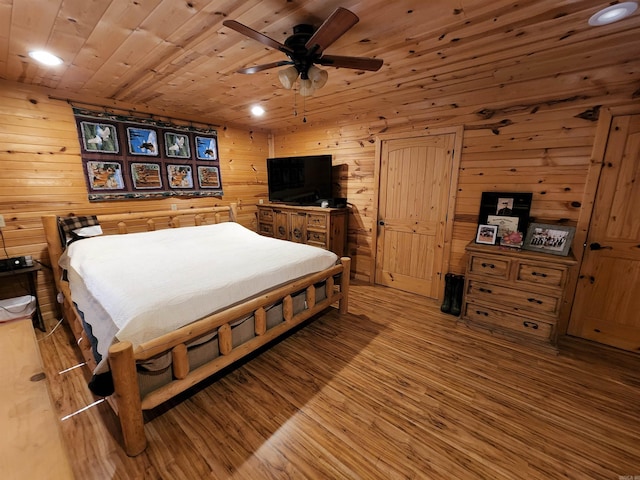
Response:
[28,50,63,66]
[589,2,638,26]
[251,105,265,116]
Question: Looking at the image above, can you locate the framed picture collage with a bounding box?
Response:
[474,191,575,256]
[74,108,223,201]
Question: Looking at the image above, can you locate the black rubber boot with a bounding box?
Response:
[440,273,454,313]
[450,275,465,316]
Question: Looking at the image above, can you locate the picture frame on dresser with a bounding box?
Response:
[523,223,575,256]
[478,192,532,238]
[475,224,498,245]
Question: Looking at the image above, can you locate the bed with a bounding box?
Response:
[41,204,350,456]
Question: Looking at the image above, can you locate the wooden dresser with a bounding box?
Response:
[257,204,348,257]
[462,241,577,347]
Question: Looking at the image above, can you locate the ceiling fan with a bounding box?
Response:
[223,7,383,96]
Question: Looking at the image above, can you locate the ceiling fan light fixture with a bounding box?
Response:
[308,65,329,89]
[299,78,315,97]
[278,66,299,89]
[588,2,638,26]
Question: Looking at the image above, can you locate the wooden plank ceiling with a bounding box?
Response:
[1,0,639,131]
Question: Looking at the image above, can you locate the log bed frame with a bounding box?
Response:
[41,203,350,456]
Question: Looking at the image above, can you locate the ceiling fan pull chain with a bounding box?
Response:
[303,95,307,123]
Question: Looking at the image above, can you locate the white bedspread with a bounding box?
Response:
[59,222,339,372]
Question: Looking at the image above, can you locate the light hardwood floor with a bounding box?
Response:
[37,282,640,479]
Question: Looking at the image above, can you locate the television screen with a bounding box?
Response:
[267,155,333,205]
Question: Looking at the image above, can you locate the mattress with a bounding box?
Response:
[59,222,338,372]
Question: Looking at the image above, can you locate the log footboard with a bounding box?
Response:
[110,256,350,456]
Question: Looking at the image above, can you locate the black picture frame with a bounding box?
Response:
[478,192,533,237]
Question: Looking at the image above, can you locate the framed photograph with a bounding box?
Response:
[195,135,218,160]
[523,223,575,256]
[86,161,125,190]
[475,224,499,245]
[127,127,159,156]
[164,132,191,158]
[197,166,221,188]
[80,121,119,153]
[167,164,194,189]
[478,192,533,235]
[131,163,162,189]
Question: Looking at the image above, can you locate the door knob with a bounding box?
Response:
[589,242,612,251]
[378,220,385,226]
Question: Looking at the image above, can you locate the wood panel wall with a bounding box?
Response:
[272,93,634,287]
[0,80,270,322]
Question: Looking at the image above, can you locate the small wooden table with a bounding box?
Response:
[0,265,45,331]
[0,317,74,478]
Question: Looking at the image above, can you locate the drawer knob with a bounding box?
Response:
[527,298,543,305]
[523,321,539,329]
[481,262,496,269]
[478,287,493,294]
[531,271,548,278]
[475,310,489,316]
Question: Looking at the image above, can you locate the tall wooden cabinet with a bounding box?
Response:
[462,241,576,347]
[257,204,348,257]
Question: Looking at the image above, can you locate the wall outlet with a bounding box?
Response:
[258,199,264,205]
[171,204,178,211]
[0,215,5,228]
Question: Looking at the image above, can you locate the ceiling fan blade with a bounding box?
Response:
[317,55,383,71]
[223,20,293,55]
[237,61,293,74]
[305,7,359,54]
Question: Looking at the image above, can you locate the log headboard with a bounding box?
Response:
[41,203,238,300]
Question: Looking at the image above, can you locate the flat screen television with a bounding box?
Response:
[267,155,333,205]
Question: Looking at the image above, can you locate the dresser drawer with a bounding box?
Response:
[468,255,510,280]
[258,208,274,222]
[463,302,553,340]
[307,214,327,229]
[307,230,327,246]
[516,262,565,287]
[467,280,560,315]
[259,223,274,236]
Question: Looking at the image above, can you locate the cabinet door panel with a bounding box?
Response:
[290,214,306,243]
[274,211,289,240]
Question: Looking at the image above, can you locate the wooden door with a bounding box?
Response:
[375,134,456,298]
[568,113,640,352]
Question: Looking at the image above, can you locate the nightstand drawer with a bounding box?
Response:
[467,280,560,315]
[516,262,564,287]
[468,255,510,279]
[463,302,553,340]
[307,214,327,228]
